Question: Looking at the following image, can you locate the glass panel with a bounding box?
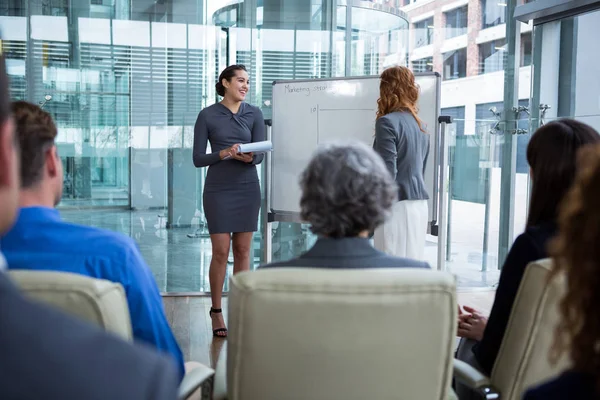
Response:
[479,38,507,74]
[412,56,433,73]
[414,17,434,48]
[481,0,506,30]
[350,5,409,75]
[442,48,467,80]
[444,6,468,39]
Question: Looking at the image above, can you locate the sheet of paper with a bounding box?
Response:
[238,140,273,154]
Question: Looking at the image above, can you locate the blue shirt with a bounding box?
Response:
[0,207,185,380]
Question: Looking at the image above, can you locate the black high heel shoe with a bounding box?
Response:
[209,307,227,338]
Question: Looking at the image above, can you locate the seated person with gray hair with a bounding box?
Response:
[261,142,430,269]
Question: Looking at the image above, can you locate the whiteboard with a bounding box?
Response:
[270,73,441,223]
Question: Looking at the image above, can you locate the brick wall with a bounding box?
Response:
[467,0,482,77]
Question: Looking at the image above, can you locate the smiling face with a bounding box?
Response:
[223,69,249,102]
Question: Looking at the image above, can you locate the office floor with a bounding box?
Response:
[164,290,496,367]
[60,208,502,293]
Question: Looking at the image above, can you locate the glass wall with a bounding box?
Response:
[532,8,600,132]
[0,0,409,292]
[7,0,586,293]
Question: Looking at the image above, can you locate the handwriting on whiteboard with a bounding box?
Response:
[284,84,328,96]
[284,81,359,97]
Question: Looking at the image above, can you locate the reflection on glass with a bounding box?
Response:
[481,0,507,30]
[479,39,507,74]
[414,18,433,48]
[442,48,467,80]
[444,6,468,39]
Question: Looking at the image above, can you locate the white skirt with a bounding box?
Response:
[374,199,428,260]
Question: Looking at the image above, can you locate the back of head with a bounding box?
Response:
[0,47,20,235]
[550,143,600,391]
[11,101,58,189]
[377,65,424,132]
[300,142,397,238]
[526,119,600,228]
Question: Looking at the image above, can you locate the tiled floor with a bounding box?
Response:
[60,208,503,293]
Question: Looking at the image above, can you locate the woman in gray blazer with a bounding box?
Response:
[373,65,429,260]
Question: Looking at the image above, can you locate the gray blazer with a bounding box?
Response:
[373,111,430,201]
[260,237,430,269]
[0,271,179,400]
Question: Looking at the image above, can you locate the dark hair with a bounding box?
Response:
[11,101,58,188]
[215,64,247,97]
[300,142,398,238]
[549,144,600,393]
[526,119,600,228]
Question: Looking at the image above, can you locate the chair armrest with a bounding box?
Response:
[212,349,228,400]
[453,359,500,399]
[178,363,215,400]
[447,387,458,400]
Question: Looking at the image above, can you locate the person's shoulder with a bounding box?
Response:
[375,253,430,269]
[199,103,220,116]
[524,370,596,400]
[377,113,395,124]
[523,222,557,244]
[375,114,396,133]
[258,259,299,269]
[55,221,139,258]
[514,222,556,255]
[0,276,179,399]
[244,102,263,116]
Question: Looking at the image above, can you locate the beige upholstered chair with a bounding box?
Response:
[453,258,571,399]
[9,270,214,400]
[214,267,458,400]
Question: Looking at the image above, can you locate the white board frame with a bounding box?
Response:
[265,73,442,227]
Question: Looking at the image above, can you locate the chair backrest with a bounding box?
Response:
[227,267,457,400]
[9,270,133,341]
[491,258,570,399]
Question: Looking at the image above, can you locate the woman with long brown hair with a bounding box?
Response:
[524,143,600,399]
[372,65,429,259]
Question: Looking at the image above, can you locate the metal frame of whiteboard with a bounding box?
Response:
[262,72,444,268]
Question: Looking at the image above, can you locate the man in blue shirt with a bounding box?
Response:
[0,50,179,399]
[0,100,185,380]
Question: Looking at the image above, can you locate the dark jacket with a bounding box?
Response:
[523,370,599,400]
[473,222,557,375]
[0,270,179,400]
[373,111,430,202]
[260,237,430,269]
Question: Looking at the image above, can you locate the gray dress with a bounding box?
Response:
[193,102,265,234]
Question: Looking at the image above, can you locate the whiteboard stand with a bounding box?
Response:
[433,116,452,271]
[262,119,274,264]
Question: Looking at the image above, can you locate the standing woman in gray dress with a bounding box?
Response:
[193,65,265,337]
[372,65,429,260]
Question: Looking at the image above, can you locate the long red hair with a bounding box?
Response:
[376,66,425,132]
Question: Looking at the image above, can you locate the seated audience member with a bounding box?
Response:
[455,120,600,397]
[524,143,600,399]
[0,53,179,400]
[0,101,184,380]
[261,142,429,269]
